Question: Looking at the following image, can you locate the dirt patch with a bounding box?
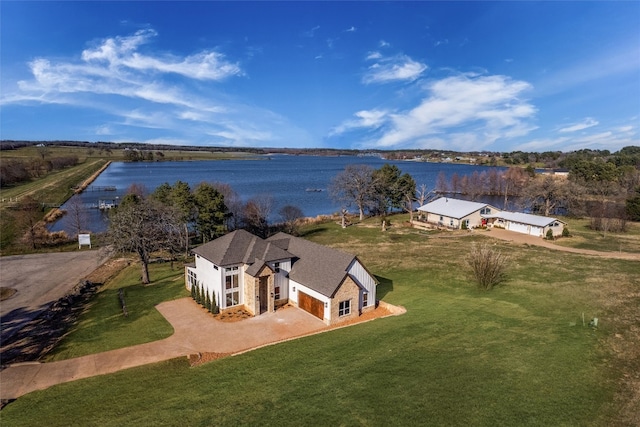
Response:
[85,257,130,284]
[188,352,232,367]
[0,288,17,301]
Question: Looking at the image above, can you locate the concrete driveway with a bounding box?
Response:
[0,249,112,342]
[0,297,328,400]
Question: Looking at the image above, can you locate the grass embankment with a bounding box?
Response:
[553,217,640,253]
[4,216,637,425]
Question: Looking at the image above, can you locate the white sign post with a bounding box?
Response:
[78,234,91,249]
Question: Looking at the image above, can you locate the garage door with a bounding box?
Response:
[507,222,529,235]
[298,291,324,320]
[530,226,543,237]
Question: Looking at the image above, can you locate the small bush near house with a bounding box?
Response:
[562,227,570,238]
[546,229,554,240]
[466,243,508,290]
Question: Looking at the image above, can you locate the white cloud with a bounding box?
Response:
[329,109,389,136]
[345,26,356,33]
[303,25,320,38]
[95,125,113,135]
[335,73,537,150]
[515,122,638,152]
[366,51,382,60]
[363,53,427,84]
[80,29,242,81]
[2,28,315,147]
[558,117,599,133]
[379,40,390,48]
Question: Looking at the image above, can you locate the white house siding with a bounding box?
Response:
[288,279,330,322]
[269,259,291,302]
[193,254,224,310]
[347,259,377,309]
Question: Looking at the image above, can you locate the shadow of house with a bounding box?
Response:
[374,275,393,300]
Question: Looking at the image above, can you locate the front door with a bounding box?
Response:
[259,276,268,314]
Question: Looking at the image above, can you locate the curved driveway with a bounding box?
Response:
[481,228,640,261]
[0,298,328,400]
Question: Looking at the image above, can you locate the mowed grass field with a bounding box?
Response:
[2,216,638,426]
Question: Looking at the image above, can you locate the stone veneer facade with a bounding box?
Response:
[329,276,361,324]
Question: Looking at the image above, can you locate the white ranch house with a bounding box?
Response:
[185,230,378,325]
[417,197,565,237]
[417,197,499,229]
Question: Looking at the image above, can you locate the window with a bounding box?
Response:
[439,215,443,221]
[226,291,239,307]
[274,262,280,273]
[339,300,351,317]
[274,286,280,300]
[224,266,240,307]
[362,292,368,307]
[480,207,491,215]
[449,218,454,226]
[213,265,218,270]
[187,270,197,289]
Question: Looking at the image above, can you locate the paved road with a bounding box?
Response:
[0,250,112,342]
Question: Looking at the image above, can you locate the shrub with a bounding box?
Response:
[466,243,508,290]
[205,292,212,311]
[546,229,554,240]
[562,227,570,238]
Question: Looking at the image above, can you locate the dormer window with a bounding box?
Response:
[274,262,280,273]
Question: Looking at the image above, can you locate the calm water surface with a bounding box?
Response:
[51,155,502,233]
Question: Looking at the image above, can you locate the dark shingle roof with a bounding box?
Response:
[267,232,356,297]
[193,230,361,297]
[192,229,292,267]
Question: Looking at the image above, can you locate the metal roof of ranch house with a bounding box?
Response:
[417,197,497,219]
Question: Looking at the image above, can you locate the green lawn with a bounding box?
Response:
[45,262,189,361]
[553,217,640,253]
[3,217,635,426]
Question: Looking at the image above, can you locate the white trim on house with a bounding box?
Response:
[186,230,378,325]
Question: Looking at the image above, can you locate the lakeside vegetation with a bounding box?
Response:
[3,215,638,426]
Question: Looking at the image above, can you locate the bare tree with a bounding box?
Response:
[521,175,567,216]
[502,167,529,210]
[435,171,448,193]
[329,164,378,220]
[14,196,42,249]
[63,196,88,238]
[244,194,274,238]
[467,243,509,290]
[211,182,243,230]
[108,198,183,284]
[278,205,304,235]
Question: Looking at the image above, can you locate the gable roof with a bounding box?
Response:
[267,232,357,298]
[417,197,496,219]
[485,212,564,227]
[192,229,292,267]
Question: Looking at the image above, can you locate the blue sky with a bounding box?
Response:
[1,1,639,152]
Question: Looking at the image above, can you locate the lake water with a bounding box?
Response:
[50,155,502,233]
